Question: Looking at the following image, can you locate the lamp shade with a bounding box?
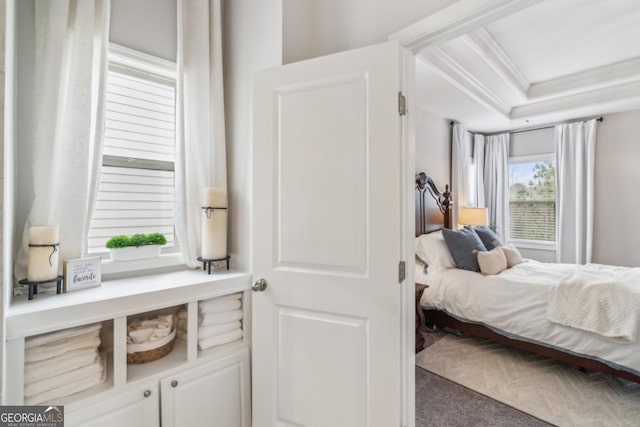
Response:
[459,207,488,227]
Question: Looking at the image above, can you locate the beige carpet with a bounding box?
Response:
[416,334,640,427]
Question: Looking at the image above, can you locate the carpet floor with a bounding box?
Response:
[416,366,552,427]
[416,333,640,427]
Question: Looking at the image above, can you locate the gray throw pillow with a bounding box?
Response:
[442,228,486,272]
[468,225,502,251]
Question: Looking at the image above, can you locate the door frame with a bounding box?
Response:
[390,2,540,426]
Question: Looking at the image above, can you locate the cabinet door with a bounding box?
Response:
[65,382,159,427]
[161,349,250,427]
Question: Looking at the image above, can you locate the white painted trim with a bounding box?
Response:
[510,239,556,251]
[109,42,176,80]
[511,79,640,120]
[418,51,511,117]
[388,0,540,52]
[400,46,416,427]
[509,153,554,163]
[528,57,640,101]
[463,28,529,100]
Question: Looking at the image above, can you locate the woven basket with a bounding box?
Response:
[127,328,176,364]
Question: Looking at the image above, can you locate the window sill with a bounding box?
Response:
[509,239,556,252]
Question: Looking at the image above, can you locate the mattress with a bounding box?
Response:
[420,260,640,374]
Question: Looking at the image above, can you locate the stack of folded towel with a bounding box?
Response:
[127,314,174,347]
[24,323,106,405]
[176,293,243,350]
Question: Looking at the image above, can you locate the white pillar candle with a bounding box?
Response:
[27,225,60,282]
[202,188,228,260]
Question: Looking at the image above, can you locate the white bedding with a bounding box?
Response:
[420,260,640,374]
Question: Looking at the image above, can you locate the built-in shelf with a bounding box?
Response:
[127,338,188,383]
[6,270,251,340]
[4,270,252,405]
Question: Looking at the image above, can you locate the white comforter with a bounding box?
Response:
[420,260,640,374]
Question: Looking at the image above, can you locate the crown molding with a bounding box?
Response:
[418,50,511,117]
[512,79,640,120]
[388,0,540,52]
[462,28,529,101]
[527,57,640,101]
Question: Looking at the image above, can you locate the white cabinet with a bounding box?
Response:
[66,348,250,427]
[65,382,159,427]
[4,271,252,426]
[161,349,251,427]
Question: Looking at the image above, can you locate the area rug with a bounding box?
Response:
[416,334,640,427]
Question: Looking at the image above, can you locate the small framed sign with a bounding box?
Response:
[63,257,102,292]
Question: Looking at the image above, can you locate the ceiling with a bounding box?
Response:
[413,0,640,132]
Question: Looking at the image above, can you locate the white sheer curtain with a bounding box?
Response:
[483,133,509,243]
[555,119,597,264]
[473,133,486,208]
[176,0,227,268]
[14,0,110,281]
[451,124,472,228]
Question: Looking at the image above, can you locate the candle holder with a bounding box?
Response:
[18,276,63,300]
[197,256,230,274]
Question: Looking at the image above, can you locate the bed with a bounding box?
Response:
[414,172,640,383]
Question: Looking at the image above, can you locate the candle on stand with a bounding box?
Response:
[201,188,228,260]
[27,225,60,282]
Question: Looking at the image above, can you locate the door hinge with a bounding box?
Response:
[398,91,407,116]
[398,261,406,283]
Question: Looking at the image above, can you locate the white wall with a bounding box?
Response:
[223,0,282,271]
[415,106,450,188]
[593,110,640,267]
[283,0,456,63]
[110,0,177,61]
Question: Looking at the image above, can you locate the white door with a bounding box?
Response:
[252,42,412,427]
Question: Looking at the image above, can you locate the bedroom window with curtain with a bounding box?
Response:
[508,154,556,244]
[87,44,177,254]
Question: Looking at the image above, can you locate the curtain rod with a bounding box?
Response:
[449,116,604,136]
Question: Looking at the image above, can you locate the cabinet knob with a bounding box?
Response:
[143,390,152,398]
[171,380,178,388]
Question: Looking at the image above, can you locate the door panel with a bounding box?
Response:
[253,42,406,427]
[276,307,367,426]
[276,75,367,274]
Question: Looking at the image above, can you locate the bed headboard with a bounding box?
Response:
[415,172,451,236]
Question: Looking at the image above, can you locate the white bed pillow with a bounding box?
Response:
[502,244,523,268]
[476,246,507,276]
[415,231,456,270]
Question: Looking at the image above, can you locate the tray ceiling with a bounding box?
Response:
[413,0,640,132]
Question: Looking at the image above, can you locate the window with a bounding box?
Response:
[88,45,177,254]
[508,155,556,243]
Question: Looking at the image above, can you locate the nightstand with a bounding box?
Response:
[415,283,428,352]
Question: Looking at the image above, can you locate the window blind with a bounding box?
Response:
[88,69,176,253]
[508,159,556,242]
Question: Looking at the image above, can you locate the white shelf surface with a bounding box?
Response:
[127,337,188,383]
[6,270,251,340]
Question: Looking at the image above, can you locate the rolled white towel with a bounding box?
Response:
[25,323,102,349]
[24,362,106,405]
[176,330,187,341]
[198,321,241,340]
[25,331,101,363]
[198,328,243,351]
[25,348,99,384]
[199,309,243,326]
[199,298,241,314]
[25,358,104,398]
[177,308,188,320]
[177,318,187,332]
